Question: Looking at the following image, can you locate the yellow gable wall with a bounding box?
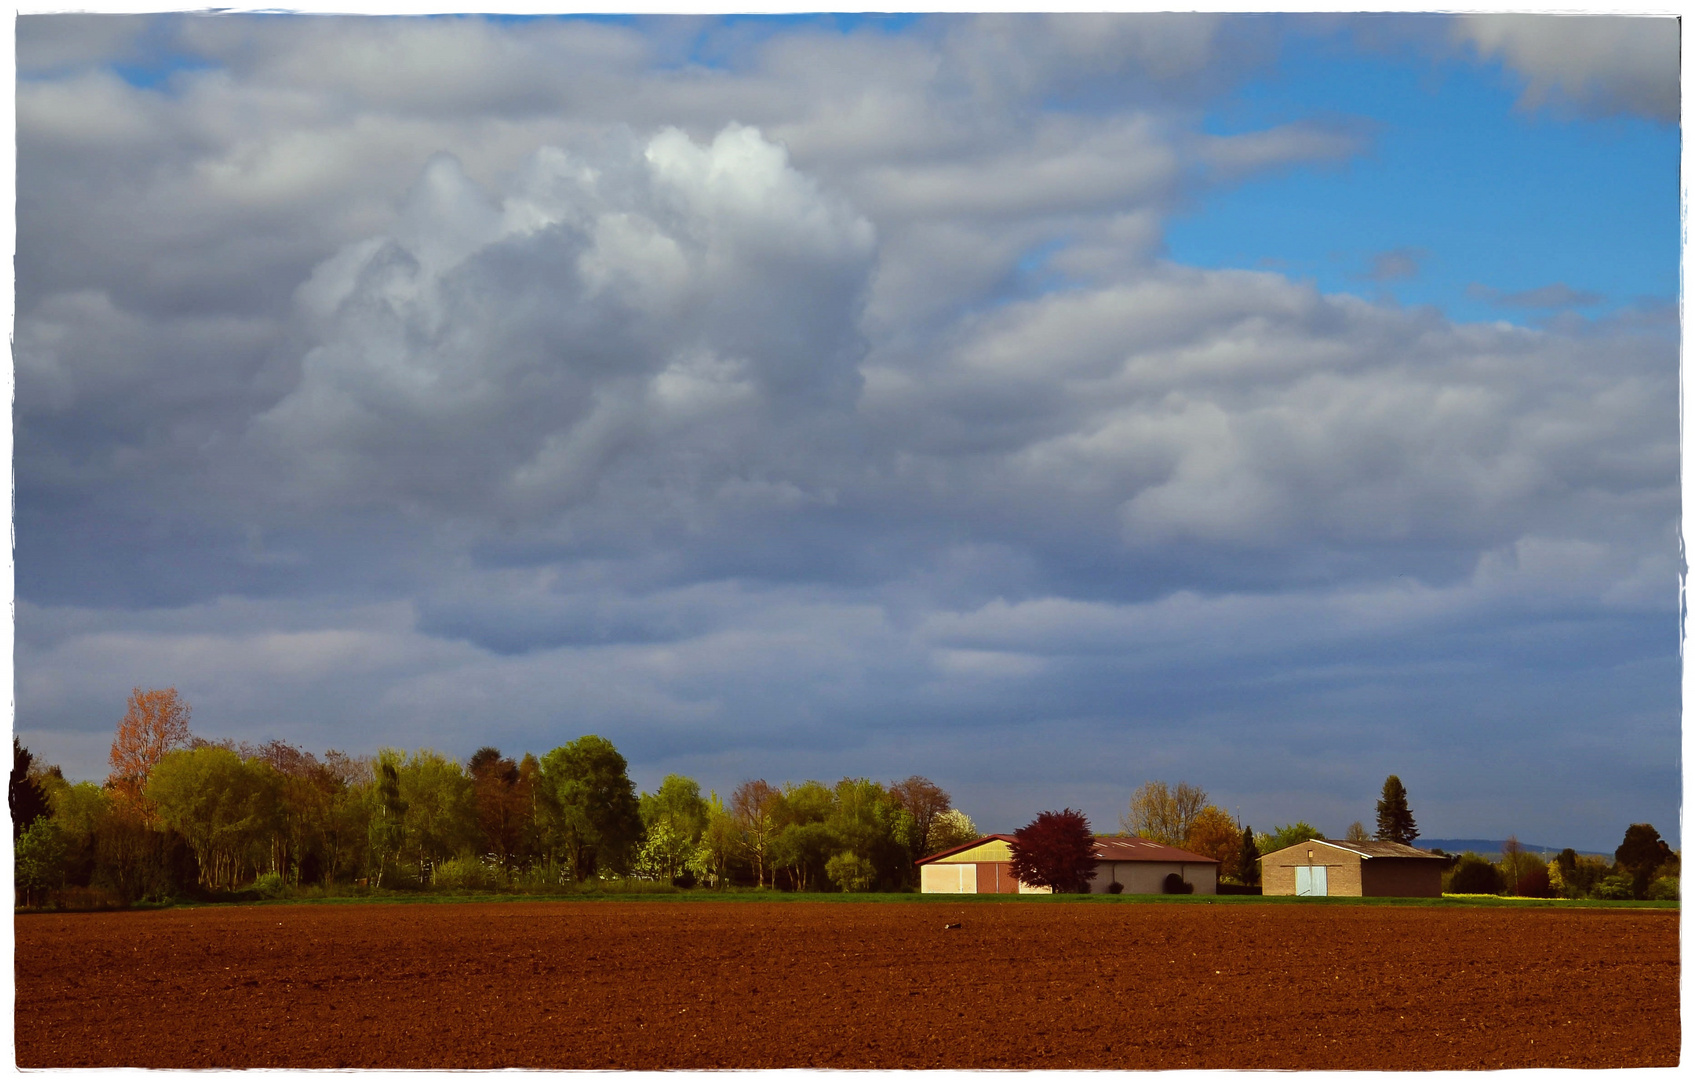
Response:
[934,840,1013,864]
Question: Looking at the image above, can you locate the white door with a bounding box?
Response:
[1295,865,1329,896]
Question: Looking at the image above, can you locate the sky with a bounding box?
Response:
[11,11,1682,852]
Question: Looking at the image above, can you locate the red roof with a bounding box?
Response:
[916,833,1217,866]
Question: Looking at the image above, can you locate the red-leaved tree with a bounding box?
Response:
[1010,808,1099,893]
[108,687,193,817]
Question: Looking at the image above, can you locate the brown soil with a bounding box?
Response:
[14,899,1679,1069]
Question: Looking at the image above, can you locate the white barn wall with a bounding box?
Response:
[920,863,976,893]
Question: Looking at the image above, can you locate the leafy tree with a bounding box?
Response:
[825,850,875,892]
[1345,821,1369,843]
[146,747,286,890]
[11,739,51,840]
[638,774,709,883]
[366,750,408,887]
[1121,781,1207,847]
[15,817,68,906]
[771,820,834,891]
[1010,809,1099,893]
[1257,821,1325,854]
[770,780,834,890]
[731,779,783,888]
[1549,850,1611,899]
[397,749,477,884]
[1445,853,1502,895]
[1615,823,1673,899]
[826,777,908,890]
[688,791,739,888]
[889,776,951,882]
[1184,805,1242,868]
[927,808,980,854]
[108,688,193,815]
[1498,838,1551,897]
[537,735,643,881]
[470,747,535,879]
[1236,826,1260,885]
[1373,775,1418,844]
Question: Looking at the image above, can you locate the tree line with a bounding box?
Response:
[10,688,979,907]
[1116,773,1677,900]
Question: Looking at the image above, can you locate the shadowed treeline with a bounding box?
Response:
[11,688,978,907]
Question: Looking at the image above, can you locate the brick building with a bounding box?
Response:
[1259,838,1445,897]
[917,834,1218,894]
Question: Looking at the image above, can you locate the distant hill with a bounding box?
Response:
[1420,838,1610,858]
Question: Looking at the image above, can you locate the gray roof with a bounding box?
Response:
[1306,838,1445,859]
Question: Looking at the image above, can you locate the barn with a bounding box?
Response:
[916,834,1219,895]
[1259,838,1445,897]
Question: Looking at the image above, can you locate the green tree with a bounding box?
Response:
[538,735,643,882]
[1374,775,1418,844]
[1257,822,1325,854]
[1010,809,1099,893]
[11,739,52,840]
[43,776,110,888]
[397,749,477,884]
[825,850,875,892]
[1445,853,1502,895]
[927,808,979,854]
[769,780,834,890]
[688,791,739,888]
[366,750,408,887]
[146,747,286,890]
[1236,826,1260,885]
[1615,823,1673,899]
[1120,781,1207,847]
[771,821,835,892]
[638,774,709,883]
[15,817,68,906]
[826,778,908,890]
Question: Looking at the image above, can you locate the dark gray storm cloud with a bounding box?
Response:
[13,13,1679,850]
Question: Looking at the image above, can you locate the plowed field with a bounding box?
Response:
[14,899,1678,1069]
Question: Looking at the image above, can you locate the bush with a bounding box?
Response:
[1162,872,1193,895]
[1445,854,1502,895]
[1106,881,1124,894]
[825,851,875,892]
[1645,876,1679,901]
[253,872,288,900]
[1593,875,1634,900]
[433,856,499,891]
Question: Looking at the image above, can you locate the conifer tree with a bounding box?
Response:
[1236,825,1259,884]
[1374,775,1418,844]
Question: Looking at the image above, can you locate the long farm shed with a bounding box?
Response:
[917,834,1218,895]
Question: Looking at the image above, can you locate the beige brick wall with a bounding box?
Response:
[1259,841,1363,896]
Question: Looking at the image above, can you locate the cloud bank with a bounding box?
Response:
[14,14,1679,849]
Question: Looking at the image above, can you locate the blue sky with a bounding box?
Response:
[1169,24,1679,326]
[12,13,1681,852]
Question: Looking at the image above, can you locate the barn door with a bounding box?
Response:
[1295,866,1329,896]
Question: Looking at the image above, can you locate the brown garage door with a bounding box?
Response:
[976,862,1019,893]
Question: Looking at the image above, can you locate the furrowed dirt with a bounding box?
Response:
[14,899,1678,1069]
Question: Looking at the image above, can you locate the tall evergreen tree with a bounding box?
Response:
[1374,775,1418,844]
[11,738,51,840]
[1236,825,1259,884]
